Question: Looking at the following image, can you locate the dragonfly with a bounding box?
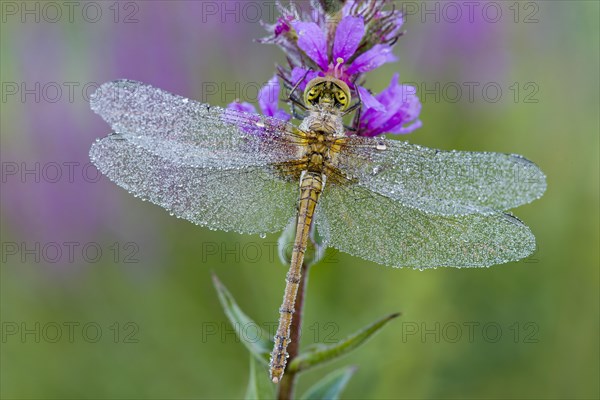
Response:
[89,77,546,383]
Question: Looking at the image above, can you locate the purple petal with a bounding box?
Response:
[357,75,422,137]
[357,86,388,135]
[375,73,402,105]
[388,89,422,134]
[378,75,421,121]
[357,86,385,127]
[357,86,385,111]
[227,101,257,114]
[291,21,329,70]
[384,13,405,42]
[346,44,398,75]
[272,109,291,122]
[397,85,421,121]
[258,75,281,117]
[228,77,290,122]
[390,119,423,135]
[333,16,364,61]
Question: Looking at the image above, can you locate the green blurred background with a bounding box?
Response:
[1,1,598,399]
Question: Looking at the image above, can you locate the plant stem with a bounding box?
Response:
[277,262,310,400]
[318,0,344,14]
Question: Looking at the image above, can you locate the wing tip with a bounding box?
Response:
[89,79,146,113]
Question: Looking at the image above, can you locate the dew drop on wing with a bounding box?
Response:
[259,233,267,239]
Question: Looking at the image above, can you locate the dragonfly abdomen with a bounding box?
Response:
[270,171,324,384]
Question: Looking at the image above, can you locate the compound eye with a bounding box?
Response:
[335,92,347,106]
[307,88,319,102]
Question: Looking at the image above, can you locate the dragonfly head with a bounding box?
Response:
[304,76,351,111]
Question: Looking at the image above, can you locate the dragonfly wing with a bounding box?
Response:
[336,137,546,215]
[90,135,297,234]
[90,80,305,169]
[316,184,536,268]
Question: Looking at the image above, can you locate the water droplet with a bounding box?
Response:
[259,233,266,239]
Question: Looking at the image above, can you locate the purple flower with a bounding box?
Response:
[356,74,422,137]
[290,16,397,86]
[258,0,421,138]
[227,75,290,122]
[259,2,306,66]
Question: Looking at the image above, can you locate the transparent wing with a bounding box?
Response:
[316,184,536,268]
[90,79,305,169]
[335,137,546,215]
[90,135,297,234]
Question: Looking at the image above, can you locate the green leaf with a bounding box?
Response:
[289,313,400,373]
[300,366,357,400]
[212,273,272,364]
[245,356,275,400]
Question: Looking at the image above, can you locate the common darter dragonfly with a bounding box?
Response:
[90,77,545,383]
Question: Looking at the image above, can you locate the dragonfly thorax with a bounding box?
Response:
[302,110,344,136]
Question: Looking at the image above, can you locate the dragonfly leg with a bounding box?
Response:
[282,69,311,120]
[342,77,364,131]
[286,88,308,121]
[344,123,357,132]
[343,90,362,119]
[287,92,308,111]
[290,102,306,121]
[287,69,311,105]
